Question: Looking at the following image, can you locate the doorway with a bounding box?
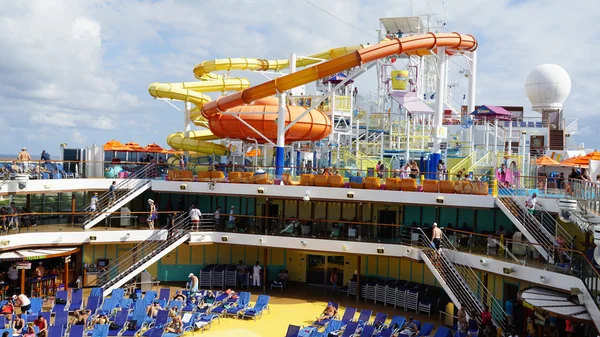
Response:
[378,210,397,242]
[261,203,279,233]
[306,254,345,287]
[503,282,521,327]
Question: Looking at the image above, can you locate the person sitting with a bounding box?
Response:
[73,310,91,325]
[165,315,183,334]
[169,306,180,318]
[12,313,25,334]
[146,302,162,318]
[197,291,215,310]
[172,290,186,303]
[22,326,35,337]
[91,314,109,329]
[0,300,14,319]
[34,314,48,337]
[273,270,288,287]
[399,316,419,336]
[316,302,337,322]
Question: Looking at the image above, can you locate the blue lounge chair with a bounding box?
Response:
[340,307,356,324]
[385,316,405,332]
[121,309,147,337]
[360,325,376,337]
[210,297,238,317]
[85,296,102,314]
[375,328,392,337]
[371,312,388,327]
[168,300,183,311]
[90,288,104,298]
[119,298,133,310]
[68,290,84,311]
[53,310,69,332]
[419,323,435,337]
[107,310,129,336]
[284,325,301,337]
[111,289,125,305]
[48,325,63,337]
[355,310,372,324]
[163,313,198,337]
[224,292,251,317]
[240,294,270,321]
[0,316,5,329]
[146,328,164,337]
[340,322,358,337]
[90,324,109,337]
[143,291,157,304]
[432,327,452,337]
[27,297,43,315]
[0,329,13,337]
[69,325,85,337]
[158,289,171,302]
[313,302,339,326]
[143,310,169,336]
[97,298,119,316]
[52,291,69,313]
[195,313,220,331]
[310,320,343,337]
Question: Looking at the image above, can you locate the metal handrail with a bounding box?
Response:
[89,212,188,288]
[498,183,573,261]
[413,228,507,334]
[83,163,156,224]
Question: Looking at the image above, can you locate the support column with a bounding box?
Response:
[262,247,268,293]
[26,194,30,210]
[508,121,513,156]
[184,102,192,160]
[405,108,410,163]
[275,93,287,180]
[430,48,447,177]
[468,49,480,150]
[356,256,361,300]
[65,257,69,291]
[71,193,76,226]
[493,121,499,169]
[21,269,25,295]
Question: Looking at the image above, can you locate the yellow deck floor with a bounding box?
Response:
[39,286,442,337]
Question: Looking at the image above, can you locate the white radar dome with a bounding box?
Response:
[525,64,571,111]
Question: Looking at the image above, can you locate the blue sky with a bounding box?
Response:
[0,0,598,156]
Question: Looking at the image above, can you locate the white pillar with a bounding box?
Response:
[467,50,477,153]
[521,131,527,186]
[508,121,513,156]
[431,48,447,175]
[405,108,410,163]
[184,101,192,158]
[290,53,297,99]
[493,121,498,168]
[421,115,425,151]
[355,120,360,156]
[275,93,287,180]
[484,121,489,150]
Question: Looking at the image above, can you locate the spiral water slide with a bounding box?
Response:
[201,33,477,118]
[149,46,366,156]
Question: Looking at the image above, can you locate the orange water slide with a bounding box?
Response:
[202,32,478,117]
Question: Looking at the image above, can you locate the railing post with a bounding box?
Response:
[492,178,498,197]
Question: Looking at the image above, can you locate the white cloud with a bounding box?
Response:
[0,0,598,154]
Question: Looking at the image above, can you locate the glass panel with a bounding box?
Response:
[306,254,326,285]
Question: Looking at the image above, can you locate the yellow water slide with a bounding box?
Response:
[150,46,365,156]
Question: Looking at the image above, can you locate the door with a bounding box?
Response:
[503,283,520,327]
[327,256,344,289]
[378,210,397,241]
[261,203,279,233]
[306,254,326,285]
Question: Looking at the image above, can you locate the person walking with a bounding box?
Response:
[252,261,262,288]
[228,206,236,231]
[189,204,202,231]
[432,223,442,250]
[236,260,247,288]
[90,193,98,214]
[214,206,221,229]
[108,181,117,206]
[188,273,198,293]
[147,199,157,229]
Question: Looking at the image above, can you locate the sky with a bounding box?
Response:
[0,0,598,156]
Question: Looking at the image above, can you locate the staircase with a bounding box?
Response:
[415,228,507,334]
[496,185,573,263]
[93,213,191,297]
[549,130,565,150]
[83,163,156,229]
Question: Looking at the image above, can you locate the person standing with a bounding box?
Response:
[7,264,18,287]
[236,260,247,288]
[90,193,98,214]
[189,204,202,231]
[147,199,156,229]
[228,206,236,231]
[431,223,442,250]
[35,262,45,278]
[329,268,338,294]
[108,181,117,206]
[525,193,538,215]
[252,261,262,288]
[214,206,221,229]
[437,160,447,180]
[17,147,31,172]
[188,273,198,293]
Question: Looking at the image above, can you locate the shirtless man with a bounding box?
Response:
[72,310,92,325]
[431,223,442,250]
[316,302,337,322]
[172,290,186,303]
[146,302,162,318]
[17,147,32,172]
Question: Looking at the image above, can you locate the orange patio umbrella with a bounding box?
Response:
[571,151,600,167]
[143,143,168,154]
[536,156,559,166]
[165,148,184,155]
[246,148,261,157]
[560,155,587,167]
[103,140,131,151]
[124,142,144,152]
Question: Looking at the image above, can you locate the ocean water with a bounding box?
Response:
[0,154,53,160]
